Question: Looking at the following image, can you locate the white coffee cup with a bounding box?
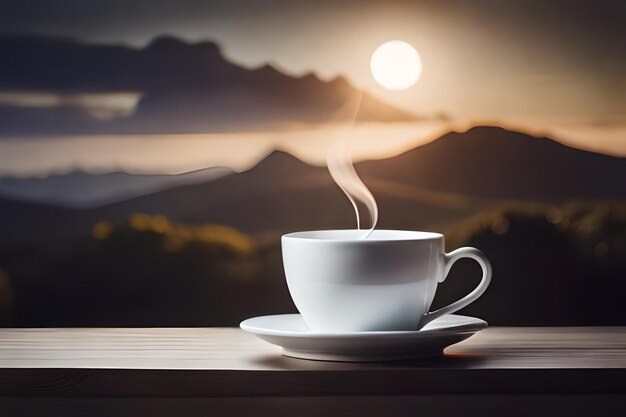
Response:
[282,229,491,332]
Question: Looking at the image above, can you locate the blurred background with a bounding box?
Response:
[0,0,624,327]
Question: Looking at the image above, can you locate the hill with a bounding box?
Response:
[358,126,626,201]
[82,126,626,234]
[0,126,624,244]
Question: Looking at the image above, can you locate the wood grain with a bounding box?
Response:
[0,327,624,397]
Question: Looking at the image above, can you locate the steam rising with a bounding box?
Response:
[326,91,378,238]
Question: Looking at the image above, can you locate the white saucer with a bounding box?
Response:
[240,314,487,362]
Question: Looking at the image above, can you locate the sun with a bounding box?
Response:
[370,40,422,90]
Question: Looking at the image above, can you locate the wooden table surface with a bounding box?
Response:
[0,327,625,397]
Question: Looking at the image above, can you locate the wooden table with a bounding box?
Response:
[0,327,625,416]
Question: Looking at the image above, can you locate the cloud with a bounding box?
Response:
[0,92,142,119]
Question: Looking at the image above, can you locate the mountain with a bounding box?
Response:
[1,126,624,245]
[0,167,232,208]
[86,149,483,236]
[0,151,485,245]
[358,126,626,201]
[0,35,420,135]
[82,127,626,232]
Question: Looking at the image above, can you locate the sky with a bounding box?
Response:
[0,0,624,175]
[1,0,624,123]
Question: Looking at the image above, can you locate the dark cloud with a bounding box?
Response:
[1,1,623,73]
[1,1,624,79]
[0,0,624,123]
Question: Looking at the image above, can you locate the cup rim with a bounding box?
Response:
[282,229,443,242]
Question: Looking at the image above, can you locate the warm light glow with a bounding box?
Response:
[370,41,422,90]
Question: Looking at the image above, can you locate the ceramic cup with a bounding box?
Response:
[282,229,492,332]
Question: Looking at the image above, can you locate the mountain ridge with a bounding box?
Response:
[1,126,623,209]
[1,126,624,246]
[358,126,626,201]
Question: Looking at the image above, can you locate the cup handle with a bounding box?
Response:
[419,247,492,328]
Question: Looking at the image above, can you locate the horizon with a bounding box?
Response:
[1,122,624,215]
[0,121,623,180]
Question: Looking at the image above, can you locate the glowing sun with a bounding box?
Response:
[370,40,422,90]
